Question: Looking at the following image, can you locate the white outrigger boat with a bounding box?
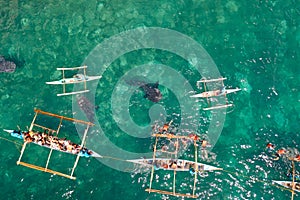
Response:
[132,129,222,198]
[46,66,101,96]
[190,88,241,98]
[191,77,241,110]
[127,158,222,172]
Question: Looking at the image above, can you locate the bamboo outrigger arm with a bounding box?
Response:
[34,109,94,126]
[16,109,95,180]
[145,189,198,198]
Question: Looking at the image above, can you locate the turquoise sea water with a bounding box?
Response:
[0,0,299,199]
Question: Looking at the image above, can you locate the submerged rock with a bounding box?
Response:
[0,56,16,73]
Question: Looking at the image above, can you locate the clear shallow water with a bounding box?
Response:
[0,0,299,199]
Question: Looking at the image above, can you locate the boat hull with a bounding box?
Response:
[127,158,222,171]
[191,88,241,98]
[273,180,300,193]
[46,76,101,85]
[3,129,102,158]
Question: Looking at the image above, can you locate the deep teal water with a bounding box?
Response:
[0,0,299,199]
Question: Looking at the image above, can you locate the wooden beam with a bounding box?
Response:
[32,124,57,133]
[29,112,39,131]
[197,77,226,83]
[17,142,28,164]
[149,136,158,192]
[83,67,87,90]
[34,109,94,126]
[57,66,87,70]
[291,161,295,200]
[192,140,198,197]
[203,104,233,111]
[57,90,89,96]
[152,133,191,140]
[17,161,76,180]
[145,188,198,198]
[70,124,90,177]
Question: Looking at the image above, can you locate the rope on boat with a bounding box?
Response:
[0,136,22,147]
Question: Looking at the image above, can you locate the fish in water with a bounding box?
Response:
[125,77,162,103]
[76,95,98,123]
[0,56,16,73]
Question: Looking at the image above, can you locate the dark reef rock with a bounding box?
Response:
[0,56,16,73]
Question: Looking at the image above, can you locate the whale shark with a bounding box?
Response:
[125,77,162,103]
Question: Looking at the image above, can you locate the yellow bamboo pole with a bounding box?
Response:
[70,124,90,178]
[62,69,66,94]
[18,161,76,180]
[55,117,63,136]
[149,136,158,192]
[152,133,191,140]
[83,67,87,90]
[45,117,63,170]
[17,142,28,164]
[173,171,176,195]
[29,111,39,131]
[32,124,57,133]
[145,189,197,198]
[291,161,295,200]
[34,109,94,126]
[192,140,198,197]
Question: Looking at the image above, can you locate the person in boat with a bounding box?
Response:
[214,86,226,96]
[73,74,86,81]
[218,86,226,96]
[272,148,286,160]
[189,167,196,175]
[23,131,33,142]
[79,147,92,157]
[10,130,23,139]
[169,160,177,169]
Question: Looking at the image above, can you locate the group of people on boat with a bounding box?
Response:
[148,159,204,172]
[156,121,210,149]
[10,130,92,157]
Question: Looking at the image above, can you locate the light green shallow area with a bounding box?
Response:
[0,0,299,199]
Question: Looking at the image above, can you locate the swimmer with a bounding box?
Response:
[188,133,200,141]
[272,148,286,160]
[266,143,275,151]
[159,120,173,133]
[293,154,300,162]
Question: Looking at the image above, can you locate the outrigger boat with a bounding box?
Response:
[273,161,299,200]
[131,128,222,198]
[4,129,102,158]
[127,158,222,172]
[191,77,241,110]
[273,181,300,193]
[46,66,101,96]
[5,109,101,180]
